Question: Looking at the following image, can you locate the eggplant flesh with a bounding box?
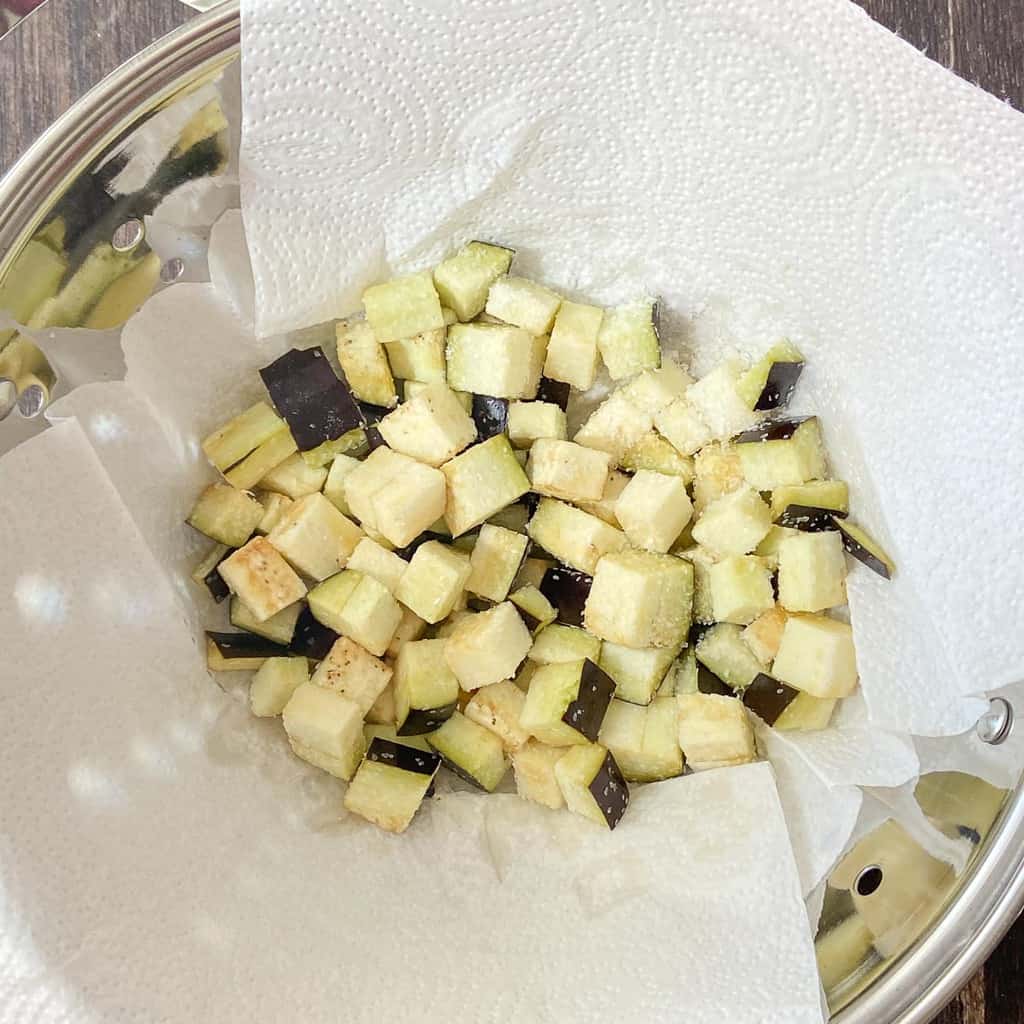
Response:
[471,394,510,439]
[561,659,615,742]
[742,673,799,725]
[754,361,804,411]
[539,566,592,627]
[288,606,339,661]
[366,737,442,776]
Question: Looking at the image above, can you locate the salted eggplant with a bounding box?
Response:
[344,737,441,833]
[741,673,800,725]
[834,518,896,579]
[191,543,233,603]
[471,394,510,439]
[288,606,339,661]
[554,743,630,829]
[539,565,593,627]
[535,376,571,411]
[519,658,615,746]
[776,504,844,532]
[427,711,509,791]
[206,630,288,671]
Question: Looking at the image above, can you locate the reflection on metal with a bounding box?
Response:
[16,382,46,417]
[161,256,186,283]
[976,697,1014,746]
[111,217,145,253]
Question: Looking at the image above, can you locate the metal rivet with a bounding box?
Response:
[0,378,16,420]
[854,864,884,897]
[976,697,1014,746]
[111,218,145,252]
[160,257,185,283]
[17,383,47,419]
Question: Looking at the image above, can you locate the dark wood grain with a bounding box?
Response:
[2,1,1023,1021]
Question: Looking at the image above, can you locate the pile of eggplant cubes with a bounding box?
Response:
[189,241,894,834]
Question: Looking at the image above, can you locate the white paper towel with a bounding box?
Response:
[239,0,1022,736]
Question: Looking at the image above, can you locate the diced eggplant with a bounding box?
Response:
[223,426,299,491]
[288,605,339,661]
[708,554,775,625]
[554,743,629,829]
[258,452,329,499]
[771,614,858,699]
[433,240,515,321]
[509,585,556,634]
[427,711,510,791]
[513,554,552,590]
[446,323,537,399]
[692,483,773,558]
[487,502,532,535]
[218,536,307,622]
[343,738,441,833]
[686,361,759,440]
[507,400,567,449]
[283,682,366,780]
[527,498,628,575]
[534,377,571,411]
[464,680,530,751]
[300,429,368,468]
[395,541,472,623]
[741,673,800,725]
[544,300,604,390]
[573,469,629,529]
[311,636,393,715]
[335,319,398,408]
[598,641,680,706]
[365,679,397,725]
[363,724,433,752]
[466,523,530,603]
[834,519,896,580]
[573,391,652,462]
[774,692,837,732]
[697,665,734,697]
[677,545,717,626]
[775,504,844,532]
[539,566,593,627]
[266,492,364,582]
[654,397,713,457]
[187,483,264,548]
[206,630,289,671]
[736,340,805,411]
[386,606,428,659]
[511,739,570,809]
[485,275,561,335]
[230,596,302,646]
[583,549,693,649]
[307,570,402,657]
[250,656,310,717]
[519,658,615,746]
[527,439,610,503]
[742,605,789,666]
[201,401,287,472]
[676,693,756,770]
[619,433,694,481]
[777,531,847,613]
[345,537,408,594]
[613,470,693,554]
[191,542,233,602]
[666,647,698,695]
[598,697,683,782]
[471,394,510,439]
[692,443,745,514]
[442,434,530,536]
[529,623,602,666]
[377,382,476,467]
[384,328,447,384]
[256,491,294,535]
[621,360,694,418]
[733,416,827,490]
[443,601,533,690]
[363,272,445,343]
[770,480,849,521]
[694,623,763,690]
[259,346,364,452]
[394,637,460,735]
[596,299,660,381]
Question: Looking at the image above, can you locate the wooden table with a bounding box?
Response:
[2,1,1023,1020]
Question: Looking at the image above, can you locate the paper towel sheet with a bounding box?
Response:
[240,0,1024,736]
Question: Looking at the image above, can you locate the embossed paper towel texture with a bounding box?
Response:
[240,0,1023,735]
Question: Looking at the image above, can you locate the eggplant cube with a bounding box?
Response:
[774,692,838,732]
[395,540,472,623]
[573,391,653,461]
[654,397,713,457]
[676,693,756,770]
[529,623,602,665]
[743,605,790,666]
[446,322,537,399]
[621,360,694,417]
[308,570,402,656]
[509,585,556,634]
[344,446,447,548]
[613,470,693,554]
[282,683,366,780]
[554,743,630,829]
[678,544,717,625]
[427,710,509,791]
[386,606,428,659]
[442,434,530,536]
[619,433,694,481]
[695,622,764,690]
[444,601,533,691]
[519,658,615,746]
[343,739,441,833]
[384,328,447,384]
[345,537,408,594]
[597,299,660,381]
[527,498,628,575]
[467,524,530,603]
[230,596,301,646]
[736,339,805,410]
[366,680,397,726]
[289,606,340,661]
[433,240,514,321]
[336,319,398,408]
[741,673,800,726]
[777,530,847,613]
[734,417,828,490]
[770,479,849,521]
[584,549,693,649]
[527,439,610,503]
[363,271,445,343]
[377,382,477,467]
[394,637,460,734]
[256,491,293,536]
[708,554,775,625]
[188,483,264,548]
[691,483,772,556]
[485,275,561,335]
[218,537,307,622]
[464,680,530,751]
[223,426,299,491]
[543,300,603,389]
[266,492,364,582]
[511,739,570,809]
[835,519,896,579]
[259,452,328,499]
[575,469,630,527]
[507,400,567,449]
[322,454,360,515]
[685,361,758,440]
[692,443,745,514]
[311,636,393,714]
[599,697,683,782]
[598,641,680,706]
[250,656,310,717]
[771,614,858,699]
[201,401,285,472]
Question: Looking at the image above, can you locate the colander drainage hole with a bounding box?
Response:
[854,865,883,897]
[112,218,145,253]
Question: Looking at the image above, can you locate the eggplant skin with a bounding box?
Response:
[289,606,339,660]
[471,394,510,439]
[260,346,364,451]
[539,566,592,627]
[754,362,804,411]
[733,416,811,444]
[742,673,799,725]
[203,557,233,602]
[776,504,846,532]
[535,377,571,412]
[561,659,615,742]
[397,703,458,737]
[834,519,894,580]
[697,666,734,697]
[207,630,289,659]
[367,737,441,776]
[588,751,630,830]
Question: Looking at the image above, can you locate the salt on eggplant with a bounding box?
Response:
[697,665,734,697]
[733,416,811,444]
[754,362,804,411]
[539,565,592,627]
[562,659,617,742]
[471,394,509,439]
[834,518,896,580]
[366,737,442,776]
[742,673,799,725]
[534,377,571,411]
[776,504,846,532]
[288,605,339,661]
